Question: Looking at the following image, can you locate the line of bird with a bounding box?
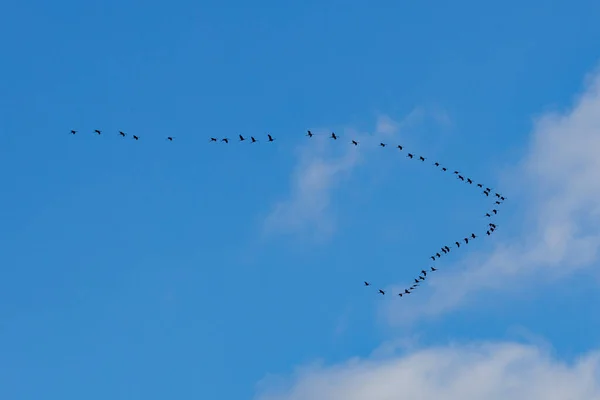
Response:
[71,128,507,299]
[70,129,507,201]
[365,222,499,298]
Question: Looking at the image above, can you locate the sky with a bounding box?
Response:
[1,0,600,398]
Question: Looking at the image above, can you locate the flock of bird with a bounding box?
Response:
[71,128,505,298]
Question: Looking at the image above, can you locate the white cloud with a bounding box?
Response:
[255,341,600,400]
[263,110,422,240]
[385,65,600,323]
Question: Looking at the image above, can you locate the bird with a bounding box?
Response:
[378,289,385,295]
[307,130,313,138]
[210,137,217,142]
[430,256,435,261]
[444,246,450,252]
[119,131,126,137]
[490,226,495,232]
[495,193,501,198]
[458,175,465,181]
[483,191,489,196]
[133,135,139,140]
[70,130,77,134]
[421,270,427,276]
[419,156,426,162]
[239,134,246,141]
[464,238,469,244]
[364,281,371,286]
[397,145,403,150]
[404,289,410,294]
[477,183,483,188]
[380,142,386,147]
[495,201,502,205]
[455,241,461,248]
[414,279,420,284]
[419,276,425,281]
[492,209,498,214]
[94,129,102,135]
[486,230,491,236]
[485,187,492,192]
[330,132,337,140]
[352,140,359,146]
[442,167,447,172]
[471,233,476,239]
[434,162,440,167]
[500,196,506,201]
[398,293,403,297]
[407,153,414,159]
[436,252,441,258]
[489,223,497,228]
[267,134,274,142]
[251,136,257,143]
[467,178,473,184]
[453,170,459,174]
[431,267,438,271]
[486,213,491,217]
[167,136,174,141]
[441,248,447,254]
[221,138,229,143]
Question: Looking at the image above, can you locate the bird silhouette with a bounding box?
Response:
[467,178,473,184]
[404,289,410,294]
[442,167,447,172]
[455,241,461,248]
[398,293,403,297]
[380,142,386,147]
[267,134,274,142]
[421,270,427,276]
[210,137,217,142]
[94,129,102,135]
[483,191,489,196]
[434,162,440,167]
[119,131,126,137]
[486,213,491,217]
[487,230,491,236]
[458,175,465,181]
[419,276,425,281]
[441,248,447,254]
[331,132,337,140]
[436,252,441,258]
[352,140,359,146]
[453,170,459,174]
[364,281,371,286]
[307,131,313,138]
[471,233,476,239]
[500,196,506,201]
[167,136,174,141]
[492,209,498,214]
[431,266,438,271]
[397,145,403,150]
[430,256,436,261]
[133,135,139,140]
[239,134,246,141]
[419,156,426,162]
[251,136,257,143]
[414,279,420,284]
[495,193,501,198]
[495,201,501,205]
[444,246,450,252]
[477,183,483,188]
[222,138,229,143]
[407,153,414,159]
[489,223,497,228]
[378,289,385,295]
[70,130,77,134]
[464,238,469,244]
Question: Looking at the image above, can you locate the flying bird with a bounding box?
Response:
[483,191,489,196]
[442,167,447,172]
[364,281,371,286]
[267,134,274,142]
[477,183,483,188]
[404,289,411,295]
[486,213,491,217]
[492,209,498,214]
[436,252,441,258]
[167,136,174,141]
[419,156,426,162]
[352,140,359,146]
[455,241,461,248]
[239,134,246,141]
[414,279,420,284]
[380,142,386,147]
[330,132,337,140]
[222,138,229,143]
[444,246,450,252]
[133,135,139,140]
[464,238,469,244]
[119,131,126,137]
[434,162,440,167]
[307,131,313,138]
[431,267,438,271]
[471,233,476,239]
[210,137,217,142]
[70,130,77,134]
[407,153,414,159]
[467,178,473,184]
[94,129,102,135]
[441,248,447,254]
[419,276,425,281]
[251,136,257,143]
[458,175,465,181]
[487,230,491,236]
[489,223,497,228]
[421,270,427,276]
[378,289,385,295]
[453,171,459,174]
[397,145,403,150]
[431,256,435,261]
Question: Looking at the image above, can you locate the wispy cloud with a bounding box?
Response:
[255,341,600,400]
[385,65,600,323]
[263,110,424,241]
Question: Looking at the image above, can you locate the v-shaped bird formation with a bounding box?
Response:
[70,128,506,299]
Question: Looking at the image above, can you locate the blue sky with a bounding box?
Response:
[2,0,600,399]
